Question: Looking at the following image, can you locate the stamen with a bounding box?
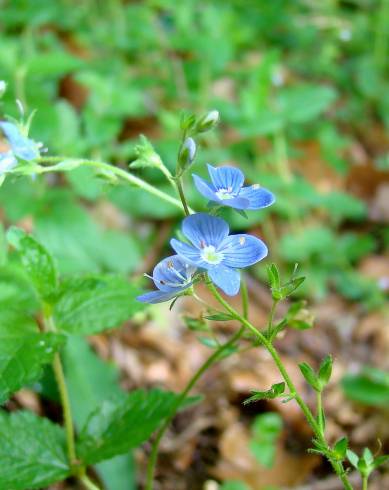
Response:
[253,183,260,189]
[200,240,206,249]
[167,260,174,269]
[239,237,246,245]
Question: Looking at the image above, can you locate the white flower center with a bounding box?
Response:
[201,245,223,264]
[215,187,235,200]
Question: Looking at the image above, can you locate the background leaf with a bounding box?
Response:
[0,410,70,489]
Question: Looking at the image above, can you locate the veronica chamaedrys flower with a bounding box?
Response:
[137,255,197,304]
[171,213,268,296]
[0,121,40,161]
[193,164,275,210]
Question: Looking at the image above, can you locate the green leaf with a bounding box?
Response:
[373,454,389,469]
[54,275,145,335]
[7,227,58,301]
[267,263,280,291]
[333,437,348,460]
[318,355,333,388]
[342,367,389,407]
[77,389,186,464]
[0,410,70,489]
[220,481,251,490]
[64,336,136,490]
[244,382,285,405]
[0,272,64,404]
[347,449,359,469]
[250,412,283,468]
[299,362,320,391]
[203,312,235,321]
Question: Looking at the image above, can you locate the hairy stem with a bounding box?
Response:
[206,280,353,490]
[145,326,245,490]
[35,157,193,213]
[362,476,368,490]
[317,391,324,435]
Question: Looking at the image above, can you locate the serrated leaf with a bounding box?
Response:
[7,227,58,301]
[77,389,187,464]
[0,410,70,489]
[54,275,145,335]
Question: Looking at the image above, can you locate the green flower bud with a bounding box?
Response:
[195,110,219,133]
[178,137,196,172]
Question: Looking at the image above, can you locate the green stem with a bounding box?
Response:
[317,391,324,435]
[35,157,193,214]
[241,278,249,320]
[175,177,191,216]
[205,280,353,490]
[80,475,101,490]
[362,476,368,490]
[145,326,245,490]
[52,353,77,465]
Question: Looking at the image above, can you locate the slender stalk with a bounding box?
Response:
[205,280,353,490]
[176,178,191,216]
[317,391,324,435]
[80,475,102,490]
[145,326,245,490]
[362,476,368,490]
[52,353,77,464]
[241,278,249,320]
[35,157,194,214]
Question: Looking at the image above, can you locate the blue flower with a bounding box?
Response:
[0,121,40,162]
[171,213,268,296]
[137,255,197,304]
[0,151,17,175]
[193,164,275,210]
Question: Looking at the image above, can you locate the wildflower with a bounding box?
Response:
[0,121,40,162]
[137,255,197,304]
[171,213,268,295]
[195,110,220,133]
[193,164,275,210]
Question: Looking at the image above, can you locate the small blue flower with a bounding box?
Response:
[193,164,275,210]
[0,121,40,162]
[171,213,268,296]
[137,255,197,304]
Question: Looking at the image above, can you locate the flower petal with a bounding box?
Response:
[0,122,39,161]
[182,213,229,249]
[137,289,183,304]
[152,255,196,291]
[208,265,241,296]
[220,196,251,209]
[192,174,218,201]
[207,164,244,193]
[219,234,268,268]
[170,238,204,265]
[238,185,275,209]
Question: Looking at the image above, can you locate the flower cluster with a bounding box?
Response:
[0,121,41,175]
[138,157,275,302]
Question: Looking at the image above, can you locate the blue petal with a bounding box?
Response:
[208,265,241,296]
[0,122,39,160]
[0,151,17,175]
[207,164,244,193]
[238,185,275,209]
[219,234,268,268]
[137,289,183,304]
[170,238,204,266]
[182,213,229,248]
[152,255,196,291]
[192,174,218,201]
[219,196,250,209]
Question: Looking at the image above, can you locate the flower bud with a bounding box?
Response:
[178,137,196,171]
[195,110,219,133]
